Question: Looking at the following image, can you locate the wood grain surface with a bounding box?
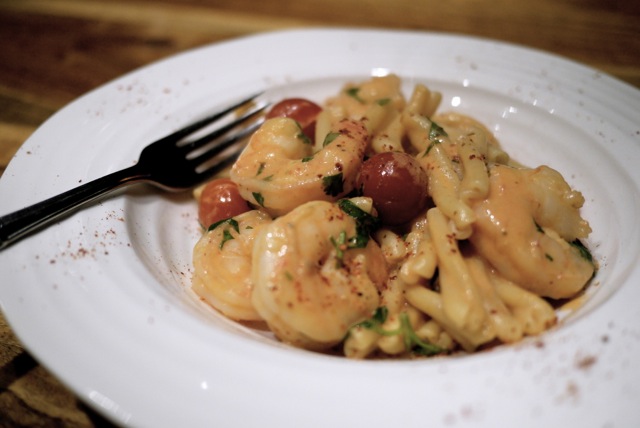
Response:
[1,0,639,426]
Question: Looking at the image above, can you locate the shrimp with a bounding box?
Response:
[229,117,369,217]
[192,209,272,321]
[469,164,595,299]
[251,200,388,350]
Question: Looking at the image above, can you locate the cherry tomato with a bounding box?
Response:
[198,178,251,228]
[356,152,429,225]
[266,98,322,143]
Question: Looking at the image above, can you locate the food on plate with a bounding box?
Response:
[191,74,596,358]
[250,199,387,350]
[356,151,428,225]
[229,115,368,217]
[196,178,251,228]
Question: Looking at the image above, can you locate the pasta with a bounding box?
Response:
[192,74,596,359]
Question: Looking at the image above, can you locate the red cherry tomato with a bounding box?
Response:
[356,152,429,225]
[266,98,322,143]
[198,178,251,228]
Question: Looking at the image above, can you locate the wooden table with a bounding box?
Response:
[1,0,639,426]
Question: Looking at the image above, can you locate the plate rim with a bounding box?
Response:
[1,27,640,428]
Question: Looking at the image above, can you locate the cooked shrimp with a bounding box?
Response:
[469,164,594,299]
[192,209,272,321]
[230,117,369,217]
[251,200,388,350]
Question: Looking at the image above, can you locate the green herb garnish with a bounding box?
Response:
[297,132,312,145]
[207,217,239,232]
[356,306,388,329]
[322,132,340,147]
[252,192,265,207]
[207,218,240,249]
[346,87,365,103]
[295,121,312,145]
[534,220,544,233]
[337,199,381,248]
[570,239,594,264]
[220,229,234,249]
[421,120,448,157]
[398,313,444,356]
[429,120,448,142]
[329,200,381,267]
[352,307,443,356]
[330,230,349,268]
[423,140,440,156]
[322,173,344,196]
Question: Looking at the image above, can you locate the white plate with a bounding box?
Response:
[1,29,639,428]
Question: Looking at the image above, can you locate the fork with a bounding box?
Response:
[0,92,268,251]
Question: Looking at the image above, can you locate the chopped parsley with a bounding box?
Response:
[338,199,380,248]
[301,155,314,163]
[207,217,239,232]
[424,140,440,156]
[330,231,349,268]
[570,239,594,264]
[356,306,388,329]
[352,306,444,356]
[534,222,594,266]
[256,162,266,176]
[322,132,340,147]
[429,120,448,142]
[398,313,444,356]
[295,121,312,145]
[322,173,344,196]
[346,87,365,103]
[207,218,240,249]
[329,200,382,267]
[252,191,265,207]
[421,120,448,157]
[534,220,544,233]
[297,132,312,145]
[220,230,235,249]
[376,98,391,106]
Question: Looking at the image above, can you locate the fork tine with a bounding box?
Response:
[192,118,264,176]
[154,91,264,146]
[182,101,270,155]
[0,91,269,249]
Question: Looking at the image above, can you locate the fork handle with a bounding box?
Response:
[0,165,145,250]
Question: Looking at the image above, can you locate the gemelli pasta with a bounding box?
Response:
[191,74,596,358]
